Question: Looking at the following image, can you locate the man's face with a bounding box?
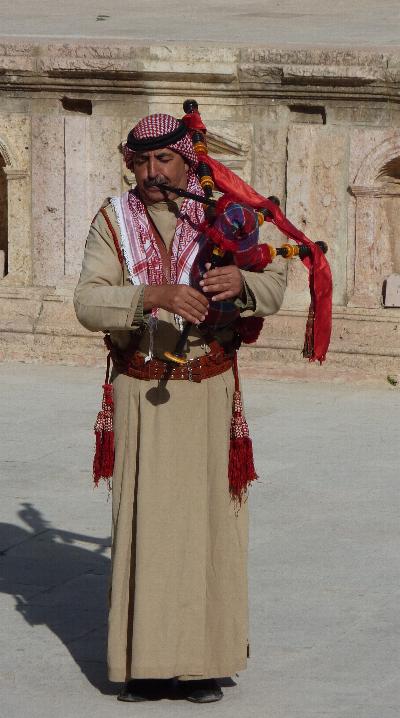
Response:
[132,148,189,206]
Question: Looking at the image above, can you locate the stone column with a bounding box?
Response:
[3,167,32,286]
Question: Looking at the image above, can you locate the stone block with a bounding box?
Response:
[327,103,391,127]
[65,116,90,276]
[284,124,349,308]
[88,117,122,219]
[384,274,400,307]
[0,293,43,333]
[31,115,65,286]
[35,295,92,337]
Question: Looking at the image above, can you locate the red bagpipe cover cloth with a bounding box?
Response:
[183,108,333,363]
[201,155,332,363]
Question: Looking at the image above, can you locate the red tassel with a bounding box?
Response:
[93,354,115,488]
[228,356,258,506]
[302,296,315,360]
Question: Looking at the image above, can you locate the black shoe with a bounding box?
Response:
[117,678,172,702]
[183,678,223,703]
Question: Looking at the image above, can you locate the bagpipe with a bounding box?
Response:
[154,99,333,366]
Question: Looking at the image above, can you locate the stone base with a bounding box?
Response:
[0,288,399,380]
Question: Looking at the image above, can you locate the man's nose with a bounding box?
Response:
[147,157,157,179]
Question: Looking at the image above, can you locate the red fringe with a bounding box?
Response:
[302,297,315,360]
[228,356,258,506]
[229,436,258,506]
[93,381,115,487]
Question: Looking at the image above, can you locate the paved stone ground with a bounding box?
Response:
[1,0,399,47]
[0,362,399,718]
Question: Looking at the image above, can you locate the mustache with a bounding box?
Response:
[144,175,169,189]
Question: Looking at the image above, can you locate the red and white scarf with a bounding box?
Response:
[110,171,205,307]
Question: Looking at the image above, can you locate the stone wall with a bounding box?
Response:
[0,42,399,375]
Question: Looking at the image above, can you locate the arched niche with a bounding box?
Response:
[349,136,400,308]
[0,135,31,286]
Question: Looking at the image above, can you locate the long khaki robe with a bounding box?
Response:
[74,198,286,682]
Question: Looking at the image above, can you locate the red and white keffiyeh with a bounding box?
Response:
[123,113,197,169]
[110,170,205,303]
[117,113,205,311]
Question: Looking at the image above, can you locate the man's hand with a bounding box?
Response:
[143,285,209,324]
[200,263,244,302]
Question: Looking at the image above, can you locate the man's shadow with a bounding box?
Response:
[0,502,118,694]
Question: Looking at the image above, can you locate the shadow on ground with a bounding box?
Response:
[0,503,117,694]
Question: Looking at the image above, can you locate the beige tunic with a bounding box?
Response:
[74,199,286,682]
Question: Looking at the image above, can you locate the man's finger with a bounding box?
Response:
[179,304,207,323]
[185,286,209,308]
[210,290,237,301]
[202,282,231,294]
[201,276,231,288]
[203,266,234,279]
[185,294,209,313]
[184,295,209,318]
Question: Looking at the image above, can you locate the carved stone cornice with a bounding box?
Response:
[3,168,28,180]
[349,184,400,198]
[1,42,400,101]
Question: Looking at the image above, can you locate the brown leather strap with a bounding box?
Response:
[100,207,124,268]
[110,345,234,383]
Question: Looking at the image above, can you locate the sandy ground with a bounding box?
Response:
[0,361,399,717]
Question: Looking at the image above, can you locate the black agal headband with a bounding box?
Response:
[126,120,188,153]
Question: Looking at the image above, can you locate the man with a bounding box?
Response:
[74,112,286,703]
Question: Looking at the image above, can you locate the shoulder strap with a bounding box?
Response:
[100,207,124,268]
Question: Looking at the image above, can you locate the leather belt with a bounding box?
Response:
[110,345,234,383]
